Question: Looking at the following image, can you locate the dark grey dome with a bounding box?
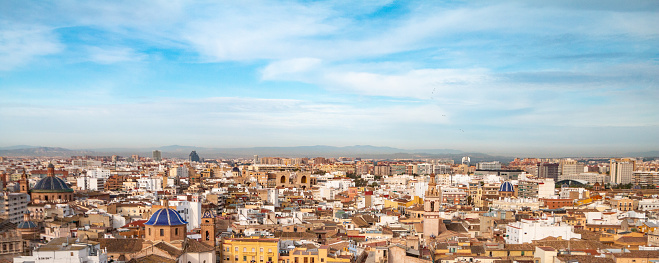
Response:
[31,176,73,193]
[17,220,37,229]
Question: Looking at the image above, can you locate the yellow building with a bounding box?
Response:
[221,237,279,263]
[287,247,351,263]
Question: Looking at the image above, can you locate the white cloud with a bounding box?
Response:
[262,58,322,81]
[86,46,146,64]
[0,27,62,71]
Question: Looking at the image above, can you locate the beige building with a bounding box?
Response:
[610,159,635,185]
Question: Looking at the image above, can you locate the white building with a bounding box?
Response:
[491,198,542,211]
[610,160,634,185]
[14,237,107,263]
[77,176,105,191]
[433,164,451,175]
[477,161,502,170]
[417,163,433,175]
[0,192,29,223]
[137,177,163,192]
[87,168,111,179]
[170,165,189,178]
[169,196,202,229]
[639,199,659,211]
[505,218,580,244]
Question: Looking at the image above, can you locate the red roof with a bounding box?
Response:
[121,220,147,228]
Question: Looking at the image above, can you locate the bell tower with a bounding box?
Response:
[200,209,215,247]
[19,169,29,194]
[423,174,446,241]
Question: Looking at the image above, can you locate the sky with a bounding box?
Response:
[0,0,658,156]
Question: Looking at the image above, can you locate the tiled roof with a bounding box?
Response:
[154,242,183,257]
[99,238,144,253]
[127,254,176,263]
[556,255,614,263]
[183,239,215,253]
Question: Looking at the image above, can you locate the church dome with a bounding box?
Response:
[499,181,514,192]
[17,220,37,229]
[145,207,187,226]
[31,176,73,193]
[17,213,37,229]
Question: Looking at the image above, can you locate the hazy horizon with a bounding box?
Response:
[1,1,658,156]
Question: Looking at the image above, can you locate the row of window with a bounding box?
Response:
[226,247,273,253]
[226,256,273,262]
[148,228,180,236]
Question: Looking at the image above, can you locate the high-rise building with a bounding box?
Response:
[153,150,162,162]
[189,151,200,162]
[610,159,635,185]
[538,163,559,180]
[253,155,259,164]
[560,159,583,178]
[477,161,502,170]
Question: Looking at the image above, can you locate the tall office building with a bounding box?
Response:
[253,155,259,164]
[610,159,635,185]
[152,150,162,162]
[189,151,201,162]
[538,163,559,180]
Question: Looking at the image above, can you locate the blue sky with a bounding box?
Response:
[0,0,658,156]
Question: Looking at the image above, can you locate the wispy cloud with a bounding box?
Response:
[0,26,62,71]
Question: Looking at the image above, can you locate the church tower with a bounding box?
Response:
[19,169,29,194]
[423,174,446,241]
[200,209,216,247]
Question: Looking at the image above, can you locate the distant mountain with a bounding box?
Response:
[0,145,512,162]
[624,151,659,158]
[0,147,95,157]
[0,145,41,150]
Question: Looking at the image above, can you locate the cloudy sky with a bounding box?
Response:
[1,0,658,156]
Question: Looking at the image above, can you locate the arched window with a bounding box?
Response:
[206,231,210,240]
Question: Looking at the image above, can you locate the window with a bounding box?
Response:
[160,229,164,236]
[148,228,151,236]
[268,249,272,253]
[175,228,179,235]
[236,247,238,252]
[244,247,247,252]
[244,256,247,261]
[252,248,255,252]
[260,248,264,253]
[71,252,74,256]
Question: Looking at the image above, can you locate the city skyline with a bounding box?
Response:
[1,1,658,156]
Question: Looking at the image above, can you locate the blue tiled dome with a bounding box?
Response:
[17,220,37,229]
[31,176,73,193]
[499,181,514,192]
[145,208,187,226]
